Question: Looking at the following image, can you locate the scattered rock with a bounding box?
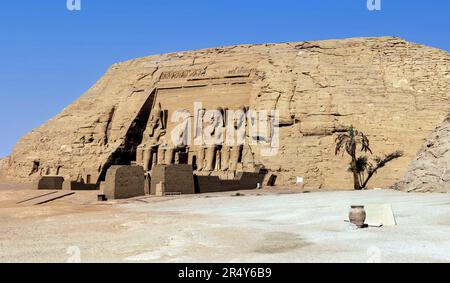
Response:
[394,114,450,193]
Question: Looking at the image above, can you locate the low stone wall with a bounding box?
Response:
[150,165,195,195]
[150,165,266,195]
[35,176,65,190]
[194,171,266,194]
[63,181,98,191]
[104,165,145,199]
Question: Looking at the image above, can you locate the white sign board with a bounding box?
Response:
[365,204,397,227]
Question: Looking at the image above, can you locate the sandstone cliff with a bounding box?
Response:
[1,37,449,189]
[394,114,450,192]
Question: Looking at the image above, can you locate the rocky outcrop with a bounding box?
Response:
[1,37,449,189]
[0,158,4,178]
[394,114,450,192]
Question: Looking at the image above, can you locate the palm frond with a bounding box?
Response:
[355,156,368,174]
[362,150,404,188]
[368,150,404,175]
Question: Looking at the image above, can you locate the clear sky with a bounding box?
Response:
[0,0,449,157]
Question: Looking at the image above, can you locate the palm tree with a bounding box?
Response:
[335,126,403,190]
[335,126,372,190]
[361,151,404,189]
[352,156,369,189]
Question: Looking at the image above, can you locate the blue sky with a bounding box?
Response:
[0,0,449,157]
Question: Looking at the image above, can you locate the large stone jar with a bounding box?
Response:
[349,205,366,228]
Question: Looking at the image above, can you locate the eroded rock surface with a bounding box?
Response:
[394,114,450,192]
[1,37,449,188]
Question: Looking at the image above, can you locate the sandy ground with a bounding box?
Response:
[1,183,450,263]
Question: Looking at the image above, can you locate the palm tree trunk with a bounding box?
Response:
[361,167,378,189]
[351,154,361,190]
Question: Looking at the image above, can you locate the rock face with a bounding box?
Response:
[1,37,449,189]
[394,114,450,192]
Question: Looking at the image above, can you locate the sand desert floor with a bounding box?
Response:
[1,184,450,263]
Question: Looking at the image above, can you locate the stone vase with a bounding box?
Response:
[349,205,366,228]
